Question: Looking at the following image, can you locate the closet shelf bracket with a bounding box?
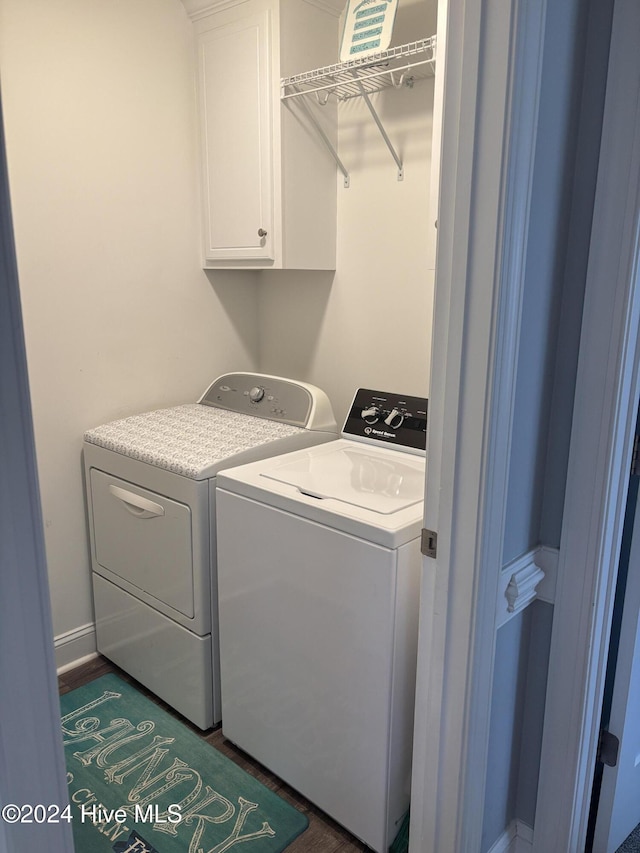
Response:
[281,36,436,184]
[286,86,350,188]
[354,73,404,180]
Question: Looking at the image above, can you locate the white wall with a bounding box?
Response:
[0,0,259,645]
[0,0,435,660]
[259,0,437,424]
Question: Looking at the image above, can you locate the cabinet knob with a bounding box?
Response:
[257,228,268,238]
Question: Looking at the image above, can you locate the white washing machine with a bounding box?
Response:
[216,388,427,853]
[82,373,337,730]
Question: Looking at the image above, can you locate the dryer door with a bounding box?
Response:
[89,469,194,618]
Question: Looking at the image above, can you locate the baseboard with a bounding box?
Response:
[54,622,97,673]
[514,821,533,851]
[487,820,533,853]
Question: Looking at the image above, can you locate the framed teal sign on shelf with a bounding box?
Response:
[339,0,398,62]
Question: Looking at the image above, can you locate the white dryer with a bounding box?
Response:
[216,388,427,853]
[82,373,337,730]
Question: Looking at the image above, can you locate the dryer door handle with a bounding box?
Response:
[108,484,165,519]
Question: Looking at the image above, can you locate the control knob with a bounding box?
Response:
[384,408,405,429]
[361,405,381,424]
[249,386,265,403]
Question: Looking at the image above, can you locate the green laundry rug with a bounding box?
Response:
[60,674,308,853]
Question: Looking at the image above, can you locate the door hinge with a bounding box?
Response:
[597,729,620,767]
[632,434,640,477]
[421,529,438,559]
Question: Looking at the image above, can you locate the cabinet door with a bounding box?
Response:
[196,9,274,263]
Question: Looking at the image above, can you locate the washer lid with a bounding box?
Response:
[262,444,424,515]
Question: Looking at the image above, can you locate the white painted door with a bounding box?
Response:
[593,473,640,852]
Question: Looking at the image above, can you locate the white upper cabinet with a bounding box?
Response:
[198,10,273,263]
[183,0,339,270]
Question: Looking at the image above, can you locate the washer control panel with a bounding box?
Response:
[342,388,428,454]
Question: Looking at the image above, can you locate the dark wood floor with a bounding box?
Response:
[58,655,370,853]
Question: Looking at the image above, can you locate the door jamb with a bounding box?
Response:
[533,0,640,848]
[409,0,548,849]
[0,98,74,853]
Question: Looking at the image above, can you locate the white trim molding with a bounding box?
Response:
[534,545,560,604]
[54,622,97,673]
[498,550,545,628]
[488,820,534,853]
[505,568,543,614]
[181,0,251,21]
[300,0,343,18]
[496,546,558,629]
[182,0,342,21]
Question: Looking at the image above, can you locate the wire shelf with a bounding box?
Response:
[281,36,436,103]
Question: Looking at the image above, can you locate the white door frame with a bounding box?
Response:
[533,0,640,849]
[4,2,630,853]
[592,472,640,852]
[410,0,548,849]
[0,103,74,853]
